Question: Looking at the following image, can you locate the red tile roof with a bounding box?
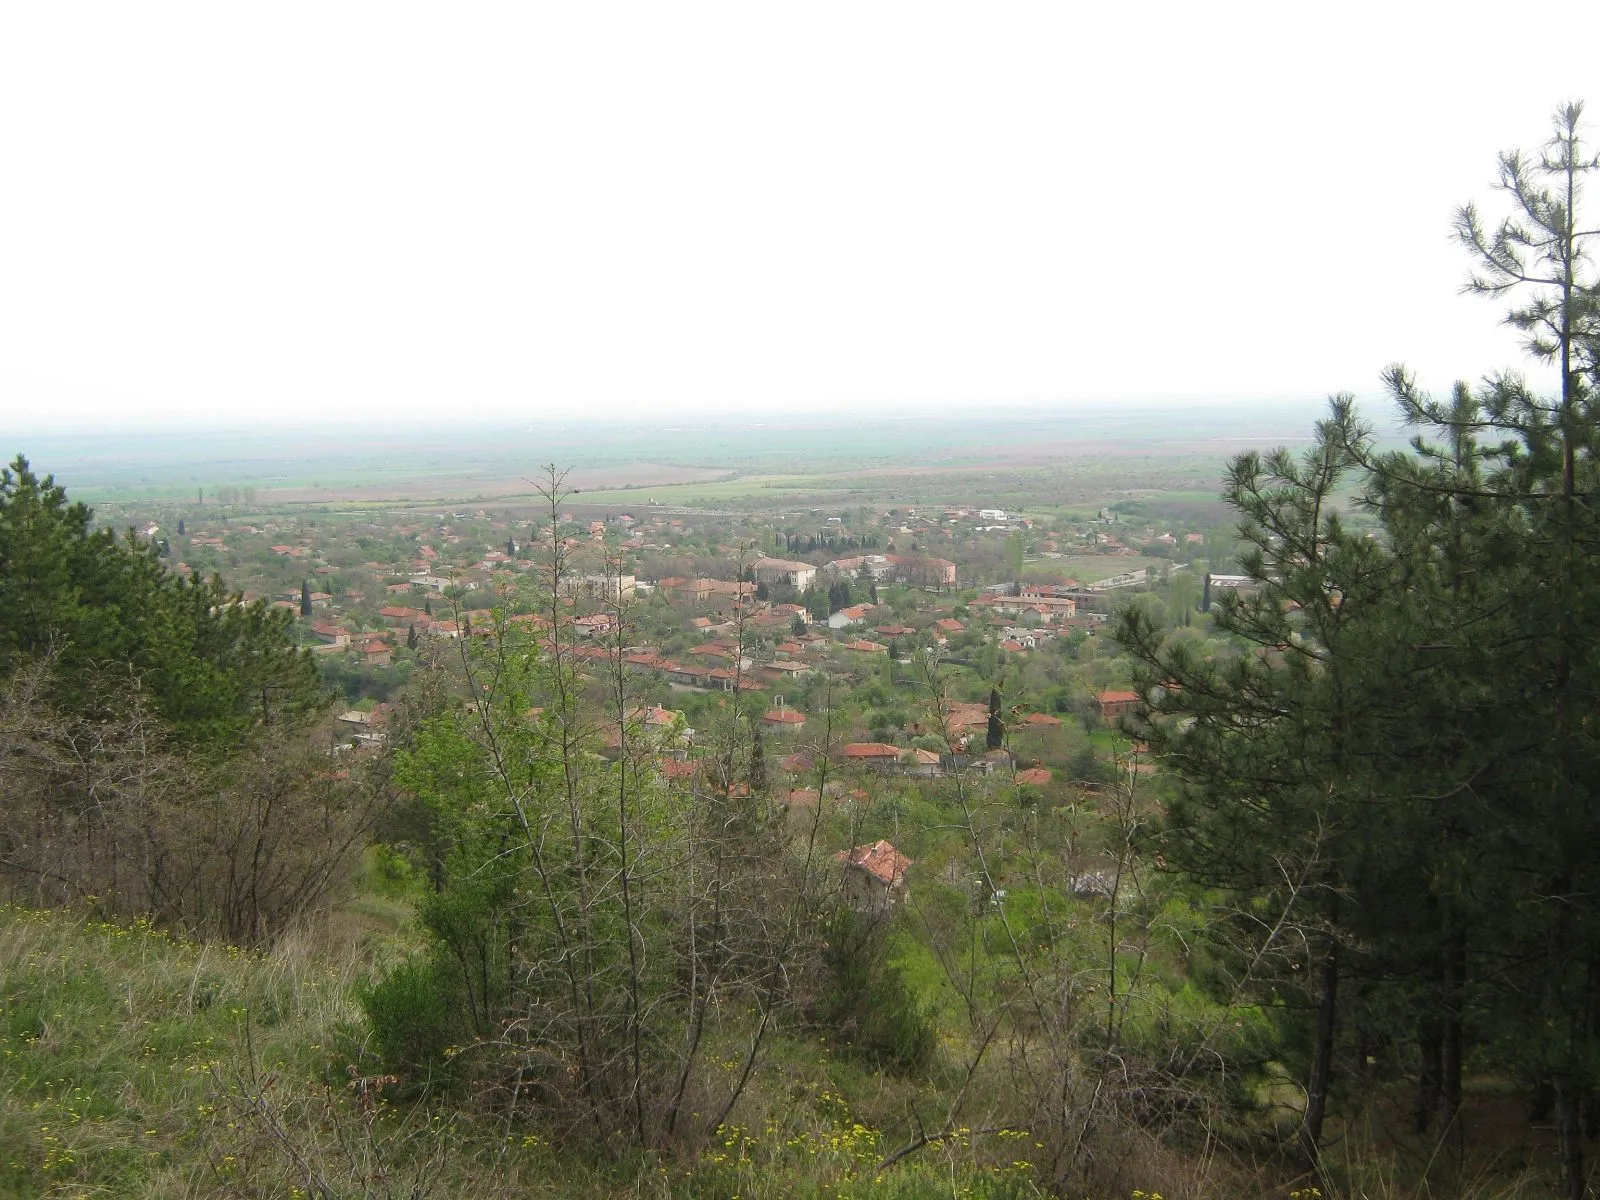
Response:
[1097,690,1140,705]
[836,840,911,886]
[842,742,900,759]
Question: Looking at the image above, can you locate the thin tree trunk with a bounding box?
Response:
[1556,1081,1585,1200]
[1442,927,1465,1126]
[1300,934,1339,1168]
[1415,1014,1442,1134]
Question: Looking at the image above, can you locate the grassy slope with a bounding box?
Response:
[0,900,1561,1199]
[0,905,1057,1200]
[0,906,359,1197]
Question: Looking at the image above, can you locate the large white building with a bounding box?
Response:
[753,557,816,590]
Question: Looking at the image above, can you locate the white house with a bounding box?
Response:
[827,604,871,629]
[753,557,816,590]
[410,573,474,592]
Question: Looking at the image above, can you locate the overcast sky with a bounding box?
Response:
[3,2,1598,432]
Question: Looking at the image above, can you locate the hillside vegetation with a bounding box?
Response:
[3,108,1600,1200]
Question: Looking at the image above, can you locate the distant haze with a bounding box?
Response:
[2,2,1596,433]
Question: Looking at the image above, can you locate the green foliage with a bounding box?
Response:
[814,911,937,1073]
[359,958,464,1089]
[0,456,323,741]
[1114,101,1600,1186]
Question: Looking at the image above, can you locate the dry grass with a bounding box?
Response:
[0,904,1567,1199]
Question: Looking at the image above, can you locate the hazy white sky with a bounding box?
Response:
[3,2,1598,431]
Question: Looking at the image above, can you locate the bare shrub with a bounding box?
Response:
[0,655,386,944]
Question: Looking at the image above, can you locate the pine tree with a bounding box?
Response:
[407,623,419,650]
[1115,106,1600,1184]
[300,579,312,618]
[177,517,186,537]
[1416,103,1600,1196]
[985,687,1003,751]
[0,456,321,741]
[1117,408,1395,1164]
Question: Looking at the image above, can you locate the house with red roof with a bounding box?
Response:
[842,639,888,655]
[1095,690,1141,722]
[761,708,807,732]
[827,604,872,630]
[837,839,912,907]
[841,742,901,770]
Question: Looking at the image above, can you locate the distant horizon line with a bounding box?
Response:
[6,392,1378,439]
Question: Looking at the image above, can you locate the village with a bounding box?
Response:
[127,493,1243,837]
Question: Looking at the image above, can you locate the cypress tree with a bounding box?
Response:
[985,687,1003,751]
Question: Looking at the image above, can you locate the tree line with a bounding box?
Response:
[1119,103,1600,1197]
[0,457,380,942]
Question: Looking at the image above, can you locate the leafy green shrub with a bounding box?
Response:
[815,911,937,1073]
[359,958,463,1090]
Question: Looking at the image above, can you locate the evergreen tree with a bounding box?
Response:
[1115,106,1600,1186]
[0,456,322,742]
[985,687,1003,751]
[177,517,185,537]
[407,623,419,650]
[300,579,313,618]
[1118,409,1392,1163]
